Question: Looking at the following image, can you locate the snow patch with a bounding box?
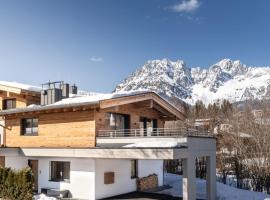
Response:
[0,81,41,92]
[33,194,57,200]
[157,173,270,200]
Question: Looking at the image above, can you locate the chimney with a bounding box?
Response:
[40,81,78,105]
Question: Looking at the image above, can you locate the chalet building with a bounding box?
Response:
[0,81,216,200]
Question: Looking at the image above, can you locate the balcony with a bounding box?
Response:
[96,128,214,148]
[97,128,212,138]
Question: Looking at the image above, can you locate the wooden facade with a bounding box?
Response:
[5,110,96,148]
[1,92,184,148]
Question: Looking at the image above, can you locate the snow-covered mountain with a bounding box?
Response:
[115,59,270,105]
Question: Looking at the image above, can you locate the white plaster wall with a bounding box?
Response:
[95,159,137,200]
[38,157,95,200]
[138,159,164,186]
[5,156,28,169]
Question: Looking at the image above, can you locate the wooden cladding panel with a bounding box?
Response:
[5,110,95,148]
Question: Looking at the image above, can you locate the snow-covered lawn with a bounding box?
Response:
[33,194,57,200]
[158,173,270,200]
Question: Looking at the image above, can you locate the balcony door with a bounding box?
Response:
[107,113,130,136]
[140,117,158,136]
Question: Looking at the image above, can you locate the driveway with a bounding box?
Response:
[102,191,182,200]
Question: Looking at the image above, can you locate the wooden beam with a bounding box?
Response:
[100,93,152,109]
[151,93,185,120]
[153,102,174,118]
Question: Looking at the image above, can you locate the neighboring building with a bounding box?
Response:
[0,81,41,146]
[0,81,216,200]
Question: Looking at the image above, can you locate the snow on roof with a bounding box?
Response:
[0,90,182,116]
[0,81,41,92]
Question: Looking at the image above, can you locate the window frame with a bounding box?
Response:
[131,159,138,179]
[49,161,70,182]
[2,98,16,110]
[21,118,39,136]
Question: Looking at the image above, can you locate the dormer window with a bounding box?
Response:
[3,98,16,110]
[21,118,38,136]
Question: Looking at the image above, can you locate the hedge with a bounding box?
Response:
[0,167,33,200]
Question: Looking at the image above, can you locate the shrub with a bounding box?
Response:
[0,167,33,200]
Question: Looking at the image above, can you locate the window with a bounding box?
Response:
[3,99,16,110]
[50,161,70,182]
[21,118,38,135]
[131,160,138,179]
[105,113,130,130]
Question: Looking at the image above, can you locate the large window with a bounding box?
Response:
[105,113,130,130]
[131,160,138,179]
[50,161,70,182]
[2,99,16,110]
[21,118,38,135]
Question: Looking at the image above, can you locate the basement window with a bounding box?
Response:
[21,118,38,135]
[131,160,138,179]
[3,99,16,110]
[50,161,70,182]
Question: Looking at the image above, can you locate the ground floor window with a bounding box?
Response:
[131,159,138,179]
[50,161,70,182]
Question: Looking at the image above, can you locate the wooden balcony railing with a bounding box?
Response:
[97,128,213,138]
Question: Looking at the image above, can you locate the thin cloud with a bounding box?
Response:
[171,0,200,13]
[90,57,103,62]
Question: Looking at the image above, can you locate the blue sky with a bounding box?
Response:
[0,0,270,92]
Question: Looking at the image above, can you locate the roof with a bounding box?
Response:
[0,81,41,93]
[0,90,185,119]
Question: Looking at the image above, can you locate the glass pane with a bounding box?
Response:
[32,127,38,134]
[131,160,137,178]
[25,119,32,128]
[50,161,57,180]
[25,128,32,134]
[32,119,38,127]
[109,113,116,128]
[63,162,70,180]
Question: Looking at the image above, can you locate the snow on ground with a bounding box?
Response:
[33,194,57,200]
[157,173,270,200]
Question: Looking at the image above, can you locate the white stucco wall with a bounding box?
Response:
[5,156,28,169]
[4,156,164,200]
[95,159,137,199]
[38,157,95,200]
[95,159,164,199]
[138,159,164,186]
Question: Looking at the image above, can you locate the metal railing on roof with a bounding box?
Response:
[97,128,213,138]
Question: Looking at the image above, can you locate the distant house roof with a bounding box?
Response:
[0,90,185,120]
[0,81,41,93]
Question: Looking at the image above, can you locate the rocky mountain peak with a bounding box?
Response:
[115,58,270,105]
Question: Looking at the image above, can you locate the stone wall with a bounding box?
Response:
[137,174,158,191]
